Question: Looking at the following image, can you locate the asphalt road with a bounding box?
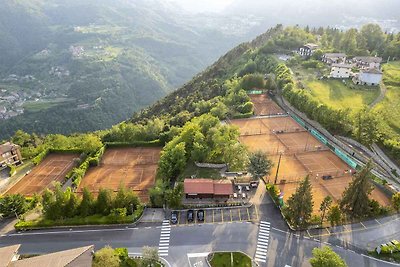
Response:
[0,221,398,267]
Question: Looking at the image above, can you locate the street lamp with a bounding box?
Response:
[274,151,284,185]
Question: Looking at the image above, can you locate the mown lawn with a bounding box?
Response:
[179,161,222,180]
[210,252,251,267]
[305,79,379,111]
[374,61,400,136]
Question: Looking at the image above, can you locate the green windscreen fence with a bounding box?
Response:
[247,90,263,95]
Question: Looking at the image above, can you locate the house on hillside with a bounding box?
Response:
[329,63,353,79]
[184,178,233,199]
[322,53,346,65]
[0,244,94,267]
[352,56,383,70]
[352,68,383,86]
[0,142,22,171]
[298,43,319,57]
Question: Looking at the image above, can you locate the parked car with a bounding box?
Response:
[322,175,333,180]
[242,193,247,199]
[187,209,194,222]
[233,192,238,198]
[197,210,204,222]
[237,185,242,191]
[171,211,178,224]
[250,182,258,188]
[245,185,250,191]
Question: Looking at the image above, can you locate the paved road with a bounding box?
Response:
[1,220,398,267]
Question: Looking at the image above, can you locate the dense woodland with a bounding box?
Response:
[0,0,252,139]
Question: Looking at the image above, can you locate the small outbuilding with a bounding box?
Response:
[184,178,234,199]
[298,43,319,57]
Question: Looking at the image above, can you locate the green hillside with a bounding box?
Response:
[0,0,246,138]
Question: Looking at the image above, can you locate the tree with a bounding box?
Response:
[247,151,273,181]
[340,29,358,55]
[310,246,348,267]
[327,205,342,226]
[285,176,314,228]
[210,101,229,119]
[64,191,79,218]
[96,188,113,216]
[0,194,28,218]
[93,246,120,267]
[141,246,159,267]
[392,192,400,211]
[353,108,382,145]
[165,184,183,209]
[340,161,373,218]
[158,142,187,181]
[79,188,94,217]
[360,24,385,53]
[320,196,332,224]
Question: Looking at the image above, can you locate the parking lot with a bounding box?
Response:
[171,205,259,225]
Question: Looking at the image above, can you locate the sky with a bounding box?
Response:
[167,0,234,13]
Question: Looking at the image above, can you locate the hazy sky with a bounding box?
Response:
[168,0,234,13]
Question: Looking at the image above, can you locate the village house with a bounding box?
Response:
[0,142,22,171]
[352,56,383,70]
[0,244,94,267]
[322,53,346,65]
[184,178,234,199]
[329,63,353,79]
[298,43,319,57]
[353,68,383,86]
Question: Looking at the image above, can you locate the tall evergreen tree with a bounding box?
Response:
[96,188,113,216]
[340,161,373,218]
[320,196,332,224]
[285,176,314,228]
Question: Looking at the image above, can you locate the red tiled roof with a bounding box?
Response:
[184,179,233,195]
[184,179,214,194]
[213,180,234,195]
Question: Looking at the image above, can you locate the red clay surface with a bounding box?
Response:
[249,94,285,116]
[78,147,161,202]
[5,154,78,196]
[231,116,391,212]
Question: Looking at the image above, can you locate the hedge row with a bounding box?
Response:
[14,205,144,230]
[104,140,161,148]
[32,148,50,165]
[232,111,254,119]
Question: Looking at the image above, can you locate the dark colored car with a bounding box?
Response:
[197,209,205,222]
[170,211,178,224]
[187,209,194,222]
[322,175,333,180]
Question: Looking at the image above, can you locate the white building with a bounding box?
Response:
[322,53,347,65]
[352,56,382,70]
[353,69,383,86]
[329,63,353,78]
[298,43,319,57]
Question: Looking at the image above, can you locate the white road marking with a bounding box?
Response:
[158,220,171,256]
[255,221,271,263]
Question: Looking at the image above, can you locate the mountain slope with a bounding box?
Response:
[0,0,248,139]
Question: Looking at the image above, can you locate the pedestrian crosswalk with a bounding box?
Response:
[255,221,270,263]
[158,220,171,257]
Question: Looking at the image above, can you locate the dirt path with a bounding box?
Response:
[369,82,387,108]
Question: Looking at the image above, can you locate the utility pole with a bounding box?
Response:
[274,153,283,184]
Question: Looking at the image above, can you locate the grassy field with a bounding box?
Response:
[374,61,400,136]
[305,79,379,111]
[179,162,222,180]
[23,98,74,112]
[209,252,252,267]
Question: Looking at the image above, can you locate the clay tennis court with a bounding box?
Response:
[78,147,161,202]
[249,94,285,116]
[239,134,286,155]
[268,155,309,184]
[279,175,391,213]
[276,132,326,154]
[5,153,78,196]
[231,116,303,135]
